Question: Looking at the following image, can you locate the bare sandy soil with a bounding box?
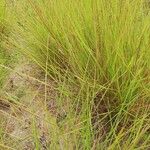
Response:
[0,58,61,150]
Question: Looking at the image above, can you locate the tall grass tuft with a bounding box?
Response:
[10,0,150,149]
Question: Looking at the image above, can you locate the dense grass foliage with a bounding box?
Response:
[0,0,150,149]
[14,0,150,80]
[0,0,8,86]
[0,1,17,87]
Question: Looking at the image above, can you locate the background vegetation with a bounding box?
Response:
[0,0,150,149]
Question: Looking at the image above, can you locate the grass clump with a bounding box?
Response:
[1,0,150,149]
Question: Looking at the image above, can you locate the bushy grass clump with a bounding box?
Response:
[6,0,150,149]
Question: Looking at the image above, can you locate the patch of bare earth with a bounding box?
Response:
[0,58,62,149]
